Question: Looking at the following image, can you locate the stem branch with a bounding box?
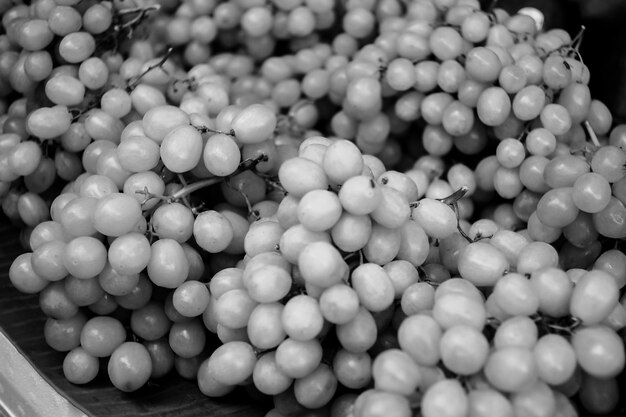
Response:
[584,120,601,147]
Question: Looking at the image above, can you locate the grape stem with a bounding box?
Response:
[532,313,582,335]
[193,124,236,137]
[136,186,169,205]
[437,185,469,206]
[116,5,161,34]
[408,192,466,209]
[225,179,256,219]
[584,120,601,147]
[409,187,472,242]
[116,4,161,17]
[257,172,287,194]
[135,154,267,208]
[571,25,586,51]
[486,317,501,328]
[452,201,473,243]
[169,154,268,201]
[126,47,174,91]
[439,186,472,243]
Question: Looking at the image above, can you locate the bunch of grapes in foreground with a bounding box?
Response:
[2,0,626,417]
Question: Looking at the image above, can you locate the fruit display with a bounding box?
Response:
[1,0,626,416]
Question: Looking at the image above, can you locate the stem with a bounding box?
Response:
[584,120,601,147]
[117,5,160,31]
[126,47,174,91]
[452,202,473,243]
[169,177,223,201]
[135,186,169,205]
[116,4,161,16]
[571,25,586,51]
[193,124,235,137]
[231,180,256,219]
[263,177,287,194]
[486,317,501,328]
[438,186,469,206]
[169,154,268,201]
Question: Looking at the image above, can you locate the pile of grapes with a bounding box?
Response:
[2,0,626,416]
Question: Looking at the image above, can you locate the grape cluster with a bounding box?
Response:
[1,0,626,417]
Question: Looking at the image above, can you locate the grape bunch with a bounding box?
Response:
[1,0,626,417]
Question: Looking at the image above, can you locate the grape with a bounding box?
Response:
[130,300,171,342]
[511,381,556,417]
[336,307,378,353]
[397,219,430,267]
[281,294,324,341]
[115,273,153,310]
[457,241,509,286]
[297,240,346,288]
[322,139,364,185]
[43,311,85,352]
[27,105,72,139]
[169,319,206,358]
[579,374,619,415]
[440,325,489,375]
[244,264,292,303]
[2,1,626,414]
[351,263,395,313]
[194,210,234,254]
[411,198,457,239]
[231,103,277,144]
[98,262,140,296]
[108,342,152,392]
[476,87,511,126]
[372,349,421,395]
[467,388,514,417]
[492,273,540,316]
[572,325,625,378]
[278,157,329,197]
[214,288,257,330]
[93,193,143,237]
[294,363,338,409]
[173,281,210,318]
[146,239,190,289]
[397,314,441,366]
[144,338,175,379]
[197,359,235,397]
[151,203,194,243]
[421,378,468,417]
[318,284,360,325]
[533,334,577,386]
[338,175,382,215]
[493,316,537,350]
[108,232,151,276]
[297,189,342,232]
[253,351,293,396]
[80,316,126,358]
[203,133,241,176]
[570,269,619,325]
[63,347,99,385]
[244,220,284,257]
[275,337,323,379]
[594,249,626,289]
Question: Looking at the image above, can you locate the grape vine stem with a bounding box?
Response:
[584,120,601,147]
[168,154,268,201]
